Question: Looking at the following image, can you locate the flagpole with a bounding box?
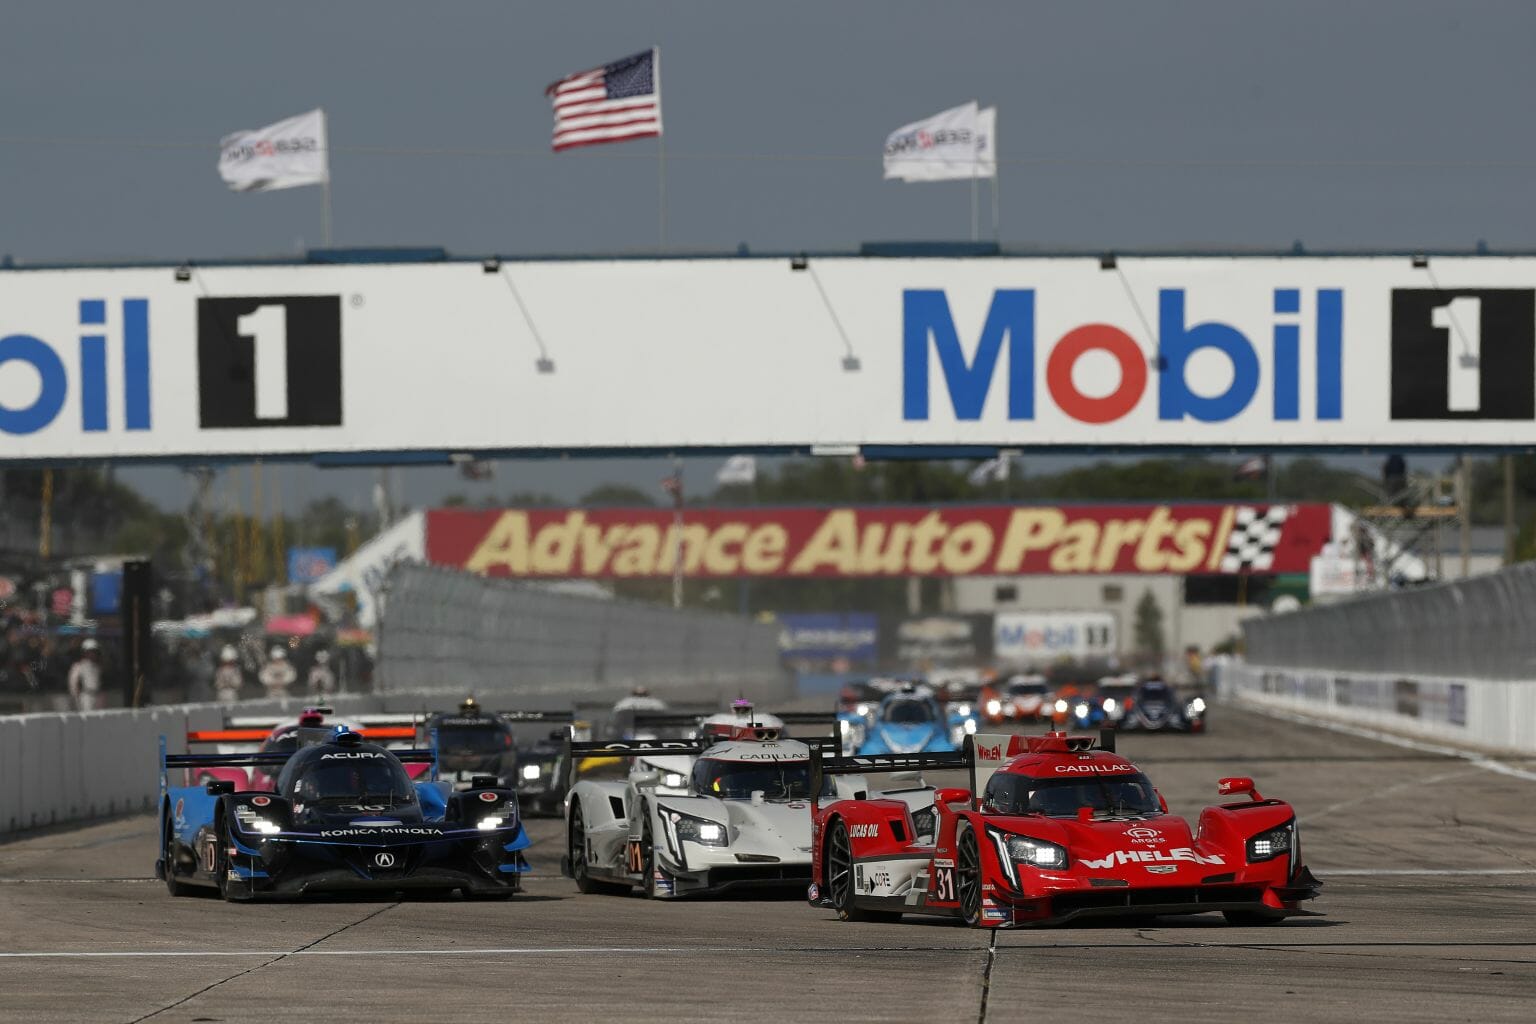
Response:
[320,108,333,247]
[970,174,978,242]
[321,178,333,247]
[654,46,667,253]
[991,173,1000,244]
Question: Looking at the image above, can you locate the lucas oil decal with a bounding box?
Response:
[849,823,880,839]
[1079,848,1224,869]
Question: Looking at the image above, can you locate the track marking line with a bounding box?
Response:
[1299,767,1478,824]
[0,945,982,960]
[1235,700,1536,783]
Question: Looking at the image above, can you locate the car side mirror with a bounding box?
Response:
[1218,776,1262,801]
[205,780,235,795]
[934,786,971,807]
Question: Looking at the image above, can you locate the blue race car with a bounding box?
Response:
[157,725,530,901]
[855,687,956,755]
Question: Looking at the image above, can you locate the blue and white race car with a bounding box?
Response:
[850,686,957,755]
[157,725,531,901]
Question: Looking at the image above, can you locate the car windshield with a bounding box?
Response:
[690,757,832,800]
[287,755,415,805]
[437,724,509,754]
[984,772,1160,818]
[884,698,935,724]
[1138,683,1174,700]
[1006,682,1048,697]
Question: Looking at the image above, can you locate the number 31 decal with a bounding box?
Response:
[933,866,957,902]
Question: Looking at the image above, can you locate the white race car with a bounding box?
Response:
[563,720,936,898]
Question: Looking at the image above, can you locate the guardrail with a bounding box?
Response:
[1242,561,1536,680]
[377,563,788,698]
[1217,661,1536,754]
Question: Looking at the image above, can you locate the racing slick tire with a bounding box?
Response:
[826,819,901,923]
[640,808,660,899]
[956,826,984,927]
[1222,910,1285,927]
[161,813,195,898]
[569,802,627,895]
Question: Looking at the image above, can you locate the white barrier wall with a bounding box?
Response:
[0,695,390,836]
[1219,661,1536,755]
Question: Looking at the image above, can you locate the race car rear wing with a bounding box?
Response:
[807,740,973,813]
[567,738,710,760]
[631,712,711,731]
[187,726,417,743]
[159,736,438,784]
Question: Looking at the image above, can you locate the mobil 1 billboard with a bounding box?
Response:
[2,256,1535,460]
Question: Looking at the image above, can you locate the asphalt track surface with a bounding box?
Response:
[2,704,1533,1024]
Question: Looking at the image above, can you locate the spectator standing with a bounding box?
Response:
[213,645,244,704]
[307,649,337,698]
[259,646,297,699]
[66,638,103,711]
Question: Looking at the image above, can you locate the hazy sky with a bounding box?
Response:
[3,1,1528,509]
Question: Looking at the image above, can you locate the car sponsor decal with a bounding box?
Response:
[478,791,499,803]
[849,823,880,839]
[173,798,185,825]
[1053,763,1135,774]
[933,866,957,902]
[321,751,385,760]
[983,907,1008,921]
[1146,865,1178,874]
[807,883,820,902]
[373,852,396,868]
[202,838,217,873]
[626,839,644,873]
[1079,848,1224,869]
[318,826,442,837]
[1125,827,1165,845]
[250,796,271,807]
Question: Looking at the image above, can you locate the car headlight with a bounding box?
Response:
[985,699,1002,716]
[521,763,541,780]
[1188,697,1207,715]
[1054,699,1068,713]
[855,703,870,716]
[1102,698,1116,714]
[662,772,687,788]
[1074,703,1090,718]
[233,806,282,835]
[671,812,728,847]
[963,719,977,734]
[478,815,508,831]
[954,703,973,717]
[1246,822,1294,862]
[1004,833,1069,869]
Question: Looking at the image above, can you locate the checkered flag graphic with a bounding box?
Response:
[1219,505,1293,572]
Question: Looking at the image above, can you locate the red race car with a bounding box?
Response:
[806,730,1320,928]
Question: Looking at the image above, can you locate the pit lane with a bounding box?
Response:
[1,705,1532,1023]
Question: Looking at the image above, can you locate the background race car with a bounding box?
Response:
[1117,678,1208,733]
[157,728,530,901]
[183,706,422,791]
[807,731,1319,928]
[849,686,957,756]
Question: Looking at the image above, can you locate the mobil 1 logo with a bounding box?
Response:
[1390,289,1535,419]
[197,296,342,428]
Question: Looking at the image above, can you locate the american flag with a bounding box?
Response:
[546,47,663,152]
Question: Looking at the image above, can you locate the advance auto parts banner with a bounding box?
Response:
[427,503,1331,578]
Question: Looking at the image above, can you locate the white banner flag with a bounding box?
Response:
[976,106,997,180]
[883,101,982,182]
[218,109,329,192]
[716,454,757,485]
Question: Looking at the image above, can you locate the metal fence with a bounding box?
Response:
[377,564,789,701]
[1243,561,1536,680]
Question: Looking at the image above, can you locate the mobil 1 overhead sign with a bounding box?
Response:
[2,256,1534,460]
